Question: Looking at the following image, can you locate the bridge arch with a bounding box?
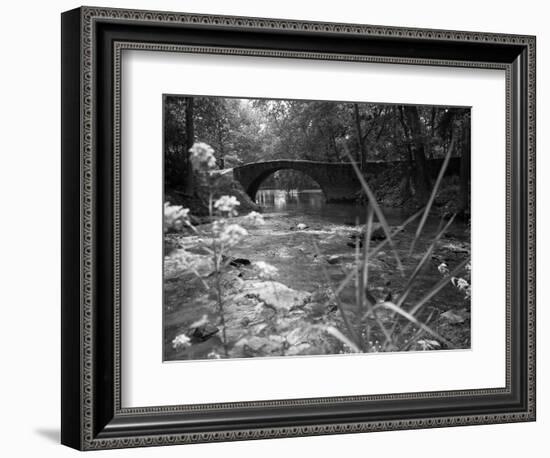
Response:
[232,158,462,204]
[233,160,362,203]
[246,167,326,201]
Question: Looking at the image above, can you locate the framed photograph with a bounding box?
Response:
[61,6,536,450]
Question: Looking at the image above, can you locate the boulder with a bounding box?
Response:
[228,257,251,267]
[242,281,311,311]
[370,225,386,241]
[191,323,219,341]
[440,309,468,324]
[234,336,285,356]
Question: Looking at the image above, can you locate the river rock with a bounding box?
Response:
[440,241,470,254]
[282,325,334,356]
[234,336,284,356]
[164,248,214,280]
[226,256,251,267]
[303,302,326,319]
[191,323,219,341]
[242,281,311,311]
[440,309,468,324]
[370,225,386,241]
[347,224,387,248]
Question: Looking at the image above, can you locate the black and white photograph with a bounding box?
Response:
[163,95,472,361]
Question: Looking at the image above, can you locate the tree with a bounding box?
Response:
[353,103,368,170]
[402,105,432,202]
[183,97,195,195]
[458,113,471,216]
[163,96,194,192]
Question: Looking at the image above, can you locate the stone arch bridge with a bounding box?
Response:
[233,158,460,203]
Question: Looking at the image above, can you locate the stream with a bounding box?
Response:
[164,189,471,360]
[257,188,420,227]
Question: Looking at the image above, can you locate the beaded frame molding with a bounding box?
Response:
[61,6,536,451]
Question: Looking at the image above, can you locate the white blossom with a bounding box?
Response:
[254,261,279,279]
[451,277,471,299]
[189,142,216,170]
[416,339,441,351]
[218,224,248,247]
[164,202,190,232]
[245,211,265,226]
[437,262,449,275]
[172,333,191,349]
[214,195,240,216]
[455,278,469,290]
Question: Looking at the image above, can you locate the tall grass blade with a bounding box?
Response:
[399,308,436,351]
[374,301,454,349]
[324,326,362,353]
[346,152,404,274]
[368,207,425,259]
[312,241,364,351]
[333,208,424,298]
[408,257,470,318]
[362,206,374,294]
[399,257,470,338]
[409,134,456,255]
[396,215,456,309]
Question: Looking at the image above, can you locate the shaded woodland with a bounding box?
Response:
[164,95,470,214]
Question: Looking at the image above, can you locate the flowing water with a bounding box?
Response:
[164,188,471,360]
[256,188,439,230]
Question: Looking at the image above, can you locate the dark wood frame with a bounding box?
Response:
[61,6,536,450]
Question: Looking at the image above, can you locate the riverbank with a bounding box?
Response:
[365,163,469,218]
[164,209,471,361]
[165,169,260,220]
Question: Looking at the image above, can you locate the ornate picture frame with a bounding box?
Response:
[61,6,535,450]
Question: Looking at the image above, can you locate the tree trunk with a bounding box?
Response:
[353,103,368,171]
[459,121,471,217]
[397,106,414,201]
[403,105,432,202]
[217,127,225,169]
[183,97,194,195]
[330,132,338,159]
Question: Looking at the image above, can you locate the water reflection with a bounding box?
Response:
[256,188,468,239]
[256,188,383,225]
[257,189,323,211]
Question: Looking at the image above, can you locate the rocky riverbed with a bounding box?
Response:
[164,212,471,361]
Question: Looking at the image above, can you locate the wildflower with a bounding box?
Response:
[189,142,216,170]
[454,278,469,290]
[172,333,191,349]
[437,262,449,275]
[164,203,190,232]
[218,224,248,247]
[416,339,441,351]
[214,195,240,216]
[171,249,193,269]
[254,261,279,279]
[452,277,471,299]
[212,220,225,235]
[245,211,265,226]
